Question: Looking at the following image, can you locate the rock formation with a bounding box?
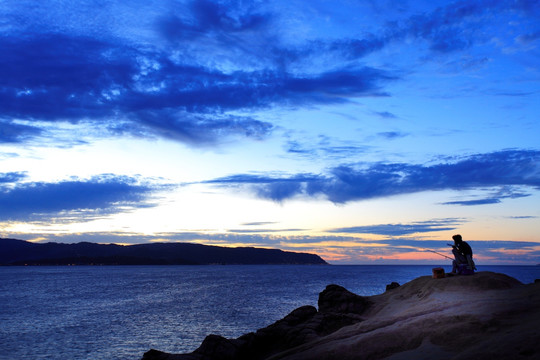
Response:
[143,272,540,360]
[385,282,400,291]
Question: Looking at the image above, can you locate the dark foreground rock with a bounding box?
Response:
[143,272,540,360]
[144,285,369,360]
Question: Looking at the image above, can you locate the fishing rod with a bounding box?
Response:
[421,248,454,261]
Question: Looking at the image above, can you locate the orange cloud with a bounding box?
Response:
[488,248,539,256]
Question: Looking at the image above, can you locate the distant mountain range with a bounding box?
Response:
[0,238,327,265]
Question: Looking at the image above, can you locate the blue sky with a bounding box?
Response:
[1,0,539,264]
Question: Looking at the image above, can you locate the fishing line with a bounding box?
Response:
[421,248,454,261]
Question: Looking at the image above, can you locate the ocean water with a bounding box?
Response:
[0,265,538,360]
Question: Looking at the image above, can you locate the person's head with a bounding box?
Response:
[452,234,463,243]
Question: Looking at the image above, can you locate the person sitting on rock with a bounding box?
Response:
[450,234,475,274]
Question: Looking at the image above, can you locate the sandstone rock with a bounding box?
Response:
[317,284,370,315]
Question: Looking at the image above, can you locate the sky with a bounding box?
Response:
[1,0,539,264]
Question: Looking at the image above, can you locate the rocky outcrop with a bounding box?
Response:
[385,282,400,291]
[317,284,371,315]
[143,272,540,360]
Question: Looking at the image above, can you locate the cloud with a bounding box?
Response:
[227,228,305,234]
[377,131,407,139]
[441,186,532,206]
[2,0,538,149]
[326,0,540,67]
[325,0,501,58]
[0,30,393,146]
[442,198,502,206]
[516,31,540,45]
[122,111,274,146]
[0,172,27,184]
[1,0,400,148]
[0,120,43,143]
[284,135,372,161]
[328,218,464,236]
[0,175,162,221]
[401,1,501,53]
[158,0,271,42]
[0,34,135,120]
[203,172,320,202]
[241,222,278,226]
[374,111,398,119]
[16,231,286,247]
[491,90,537,97]
[204,149,540,203]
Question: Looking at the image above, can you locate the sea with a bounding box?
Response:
[0,265,538,360]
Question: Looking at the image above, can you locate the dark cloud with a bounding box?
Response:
[403,1,493,53]
[285,136,371,160]
[0,30,393,146]
[158,0,270,42]
[0,172,27,184]
[0,121,43,143]
[285,140,314,156]
[328,219,464,236]
[0,175,161,221]
[377,131,407,139]
[125,111,273,145]
[0,34,135,120]
[331,0,539,60]
[205,173,321,185]
[516,31,540,45]
[281,68,395,99]
[443,198,502,206]
[241,221,278,226]
[204,173,319,202]
[205,149,540,203]
[441,186,532,206]
[324,1,487,59]
[1,1,401,148]
[374,111,398,119]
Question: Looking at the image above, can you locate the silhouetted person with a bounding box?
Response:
[450,234,475,274]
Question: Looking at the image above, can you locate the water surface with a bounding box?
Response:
[0,265,537,360]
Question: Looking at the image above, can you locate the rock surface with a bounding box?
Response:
[385,282,400,291]
[143,272,540,360]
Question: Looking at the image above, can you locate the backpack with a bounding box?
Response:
[457,263,475,275]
